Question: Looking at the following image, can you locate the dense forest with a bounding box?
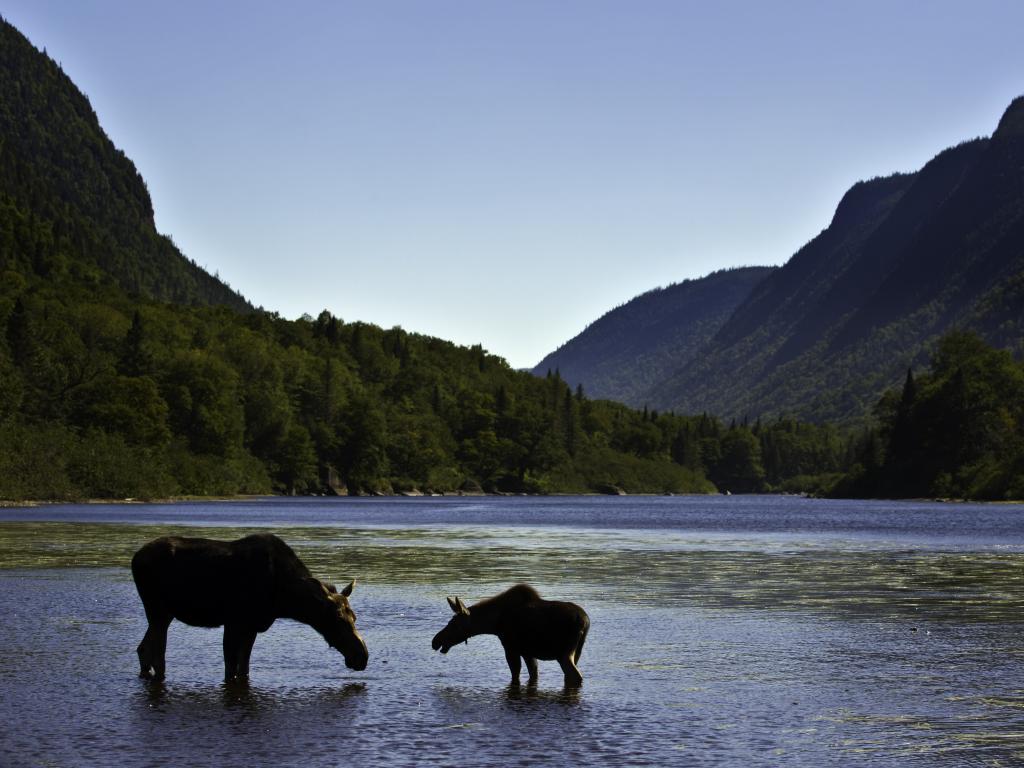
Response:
[836,331,1024,501]
[6,249,1015,501]
[0,273,858,500]
[1,18,1020,502]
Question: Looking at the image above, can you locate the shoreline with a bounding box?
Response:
[2,492,1021,508]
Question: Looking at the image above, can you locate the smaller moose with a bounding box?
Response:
[431,584,589,687]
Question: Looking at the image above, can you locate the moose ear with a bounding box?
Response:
[341,580,355,597]
[447,596,461,613]
[455,597,469,615]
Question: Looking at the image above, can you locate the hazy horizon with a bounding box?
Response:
[4,1,1023,368]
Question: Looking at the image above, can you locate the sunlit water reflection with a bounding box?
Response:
[1,496,1023,766]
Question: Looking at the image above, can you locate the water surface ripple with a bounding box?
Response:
[1,495,1023,766]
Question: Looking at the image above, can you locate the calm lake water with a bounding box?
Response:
[2,495,1024,767]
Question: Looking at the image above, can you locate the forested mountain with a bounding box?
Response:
[542,97,1024,424]
[0,19,250,311]
[2,17,770,500]
[531,266,773,405]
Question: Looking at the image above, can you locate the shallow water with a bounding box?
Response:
[1,496,1023,766]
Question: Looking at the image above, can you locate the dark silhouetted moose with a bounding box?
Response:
[131,533,368,681]
[432,584,589,687]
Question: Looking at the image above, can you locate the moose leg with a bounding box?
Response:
[223,624,256,682]
[236,629,258,679]
[137,611,171,680]
[573,624,588,664]
[504,647,522,686]
[557,653,583,688]
[525,657,539,685]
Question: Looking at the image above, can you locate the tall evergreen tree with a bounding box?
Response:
[118,310,151,377]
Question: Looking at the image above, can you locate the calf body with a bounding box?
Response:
[131,533,367,681]
[431,584,589,687]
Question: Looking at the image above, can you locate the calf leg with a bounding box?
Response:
[573,624,588,664]
[525,657,539,685]
[504,647,522,686]
[557,653,583,688]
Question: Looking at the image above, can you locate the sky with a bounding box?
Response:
[4,2,1023,369]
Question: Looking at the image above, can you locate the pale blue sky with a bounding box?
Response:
[4,2,1023,368]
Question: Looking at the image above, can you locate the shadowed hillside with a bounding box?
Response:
[539,97,1024,424]
[532,266,773,405]
[0,19,251,311]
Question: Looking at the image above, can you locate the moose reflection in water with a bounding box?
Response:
[431,584,589,687]
[131,533,368,681]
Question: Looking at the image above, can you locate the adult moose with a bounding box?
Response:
[131,533,368,681]
[431,584,589,687]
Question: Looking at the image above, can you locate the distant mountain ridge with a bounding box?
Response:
[0,18,249,311]
[532,266,773,404]
[536,97,1024,422]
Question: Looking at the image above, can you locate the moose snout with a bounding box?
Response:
[346,655,368,671]
[343,632,369,670]
[431,633,448,653]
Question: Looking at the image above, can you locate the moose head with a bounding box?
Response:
[316,579,369,670]
[431,596,472,654]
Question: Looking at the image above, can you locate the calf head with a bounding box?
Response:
[317,579,369,671]
[431,596,471,654]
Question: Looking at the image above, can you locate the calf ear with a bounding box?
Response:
[447,596,459,613]
[341,580,356,597]
[455,597,469,615]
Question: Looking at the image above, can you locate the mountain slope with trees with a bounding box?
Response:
[531,266,773,406]
[0,18,250,312]
[540,97,1024,424]
[1,17,747,500]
